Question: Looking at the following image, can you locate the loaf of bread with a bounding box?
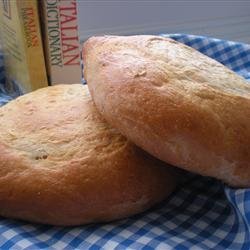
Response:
[83,35,250,187]
[0,84,176,226]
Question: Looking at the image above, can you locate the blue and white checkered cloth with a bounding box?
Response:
[0,34,250,249]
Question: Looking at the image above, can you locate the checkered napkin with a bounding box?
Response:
[0,34,249,250]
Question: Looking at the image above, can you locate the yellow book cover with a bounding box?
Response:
[40,0,82,85]
[0,0,48,93]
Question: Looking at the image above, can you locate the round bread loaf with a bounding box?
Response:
[0,84,176,226]
[83,35,250,187]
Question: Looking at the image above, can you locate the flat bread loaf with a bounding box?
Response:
[0,84,176,226]
[83,35,250,187]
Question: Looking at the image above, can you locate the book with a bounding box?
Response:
[40,0,82,85]
[0,0,48,93]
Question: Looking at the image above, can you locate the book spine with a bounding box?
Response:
[17,0,48,91]
[0,0,28,93]
[41,0,81,85]
[0,0,48,93]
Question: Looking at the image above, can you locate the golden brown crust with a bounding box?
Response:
[0,84,176,226]
[83,35,250,187]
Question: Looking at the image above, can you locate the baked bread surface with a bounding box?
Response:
[0,84,176,226]
[83,35,250,187]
